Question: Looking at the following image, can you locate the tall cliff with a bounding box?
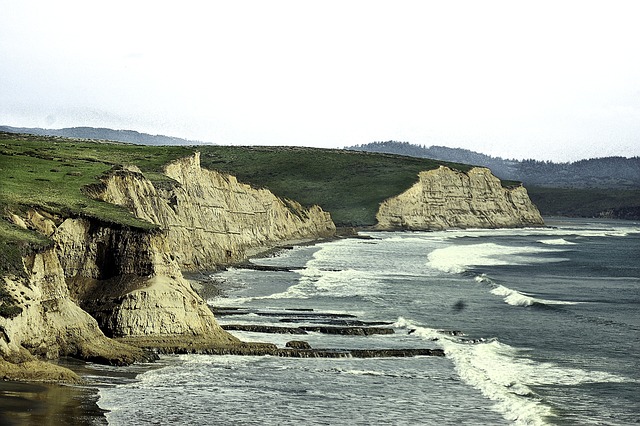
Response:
[376,166,544,230]
[89,153,336,268]
[1,154,335,380]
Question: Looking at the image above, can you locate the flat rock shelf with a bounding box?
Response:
[209,306,444,358]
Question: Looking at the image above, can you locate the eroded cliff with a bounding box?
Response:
[90,153,336,268]
[1,212,153,382]
[376,166,544,230]
[1,154,544,382]
[1,154,336,381]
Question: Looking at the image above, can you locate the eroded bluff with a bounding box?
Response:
[376,166,544,230]
[89,152,336,268]
[1,154,335,379]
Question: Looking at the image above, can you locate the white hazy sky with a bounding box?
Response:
[1,1,639,161]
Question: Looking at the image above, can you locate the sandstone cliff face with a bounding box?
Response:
[92,153,336,268]
[2,154,336,380]
[52,217,237,343]
[376,166,544,230]
[0,242,150,377]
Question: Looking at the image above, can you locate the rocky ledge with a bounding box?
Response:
[221,324,395,336]
[116,337,444,359]
[208,305,442,359]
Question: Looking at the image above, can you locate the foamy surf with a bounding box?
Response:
[394,317,634,425]
[394,317,553,425]
[295,266,382,298]
[538,238,576,245]
[490,285,579,307]
[474,274,580,307]
[426,242,568,275]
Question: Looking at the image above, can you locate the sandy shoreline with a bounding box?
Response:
[0,379,107,426]
[0,357,161,425]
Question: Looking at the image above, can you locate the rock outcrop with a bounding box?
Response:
[53,217,238,343]
[376,166,544,230]
[1,155,544,382]
[0,245,153,380]
[89,153,335,268]
[1,154,336,381]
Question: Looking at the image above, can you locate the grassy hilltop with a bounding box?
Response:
[0,132,479,230]
[0,132,490,264]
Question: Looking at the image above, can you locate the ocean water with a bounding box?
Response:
[96,218,640,425]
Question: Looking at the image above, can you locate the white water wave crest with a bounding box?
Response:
[420,225,640,240]
[490,285,579,307]
[295,266,382,298]
[427,243,568,274]
[538,238,576,245]
[474,274,580,307]
[393,317,633,426]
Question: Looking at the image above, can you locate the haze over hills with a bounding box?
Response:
[3,125,638,219]
[0,125,201,146]
[346,141,640,189]
[346,141,640,220]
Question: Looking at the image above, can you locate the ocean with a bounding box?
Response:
[94,218,640,425]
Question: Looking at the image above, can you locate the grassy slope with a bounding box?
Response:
[0,132,493,276]
[0,133,191,229]
[197,146,473,226]
[0,133,193,273]
[1,133,478,232]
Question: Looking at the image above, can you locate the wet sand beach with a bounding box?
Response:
[0,380,107,426]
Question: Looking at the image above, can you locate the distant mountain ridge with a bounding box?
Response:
[0,125,202,146]
[346,141,640,189]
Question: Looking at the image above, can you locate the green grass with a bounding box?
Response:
[197,146,473,226]
[0,133,192,230]
[0,132,497,274]
[1,133,478,229]
[0,133,194,274]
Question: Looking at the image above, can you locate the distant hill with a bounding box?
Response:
[346,141,640,189]
[0,125,202,146]
[346,141,640,220]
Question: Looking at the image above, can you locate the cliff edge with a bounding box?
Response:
[376,166,544,230]
[1,150,542,383]
[1,153,335,381]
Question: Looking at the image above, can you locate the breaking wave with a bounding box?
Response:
[426,243,568,274]
[474,274,580,307]
[393,317,632,425]
[490,284,579,307]
[538,238,576,245]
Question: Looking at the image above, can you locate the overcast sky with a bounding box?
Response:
[1,1,639,161]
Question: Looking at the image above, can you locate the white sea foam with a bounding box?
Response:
[490,285,537,307]
[295,266,381,298]
[496,285,580,307]
[474,274,580,307]
[331,368,416,379]
[394,317,553,425]
[412,224,640,241]
[394,317,633,425]
[474,273,490,283]
[538,238,576,245]
[426,243,567,274]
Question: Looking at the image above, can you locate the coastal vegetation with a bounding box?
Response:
[0,132,477,275]
[0,130,541,390]
[0,132,477,240]
[348,141,640,219]
[527,186,640,218]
